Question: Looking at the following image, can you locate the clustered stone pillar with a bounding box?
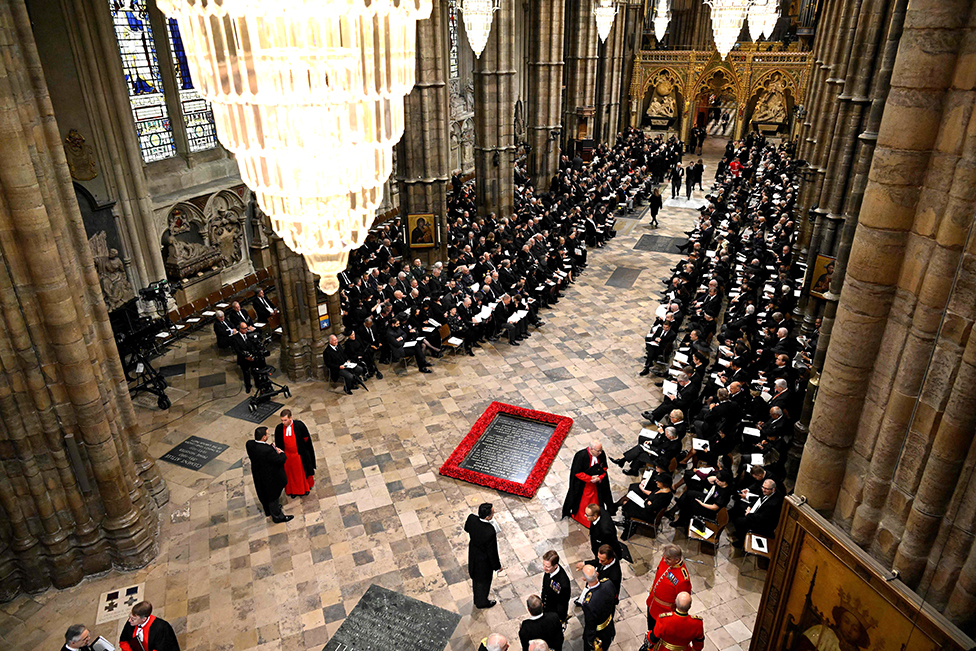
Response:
[0,0,166,600]
[526,0,566,190]
[473,0,516,220]
[267,226,328,382]
[594,4,627,144]
[398,0,451,264]
[785,0,901,476]
[562,0,599,143]
[794,0,976,634]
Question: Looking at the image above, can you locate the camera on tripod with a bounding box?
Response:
[139,279,176,306]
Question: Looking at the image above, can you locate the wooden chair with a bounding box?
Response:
[177,304,194,320]
[688,507,729,557]
[625,504,670,541]
[205,290,224,308]
[232,278,247,295]
[744,533,772,570]
[167,310,181,324]
[438,324,460,357]
[218,285,235,302]
[256,267,270,283]
[243,273,258,288]
[191,297,210,314]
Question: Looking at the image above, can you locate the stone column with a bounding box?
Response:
[267,225,328,382]
[562,0,599,143]
[473,0,516,219]
[64,0,168,287]
[0,0,164,598]
[398,0,451,264]
[594,3,627,143]
[526,0,566,190]
[617,1,641,131]
[795,0,968,517]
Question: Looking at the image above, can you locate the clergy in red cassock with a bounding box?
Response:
[119,601,180,651]
[274,409,317,498]
[562,441,616,527]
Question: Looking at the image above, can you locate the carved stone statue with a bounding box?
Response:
[164,235,221,280]
[65,129,97,181]
[753,75,788,123]
[210,208,244,268]
[89,230,132,310]
[645,80,677,118]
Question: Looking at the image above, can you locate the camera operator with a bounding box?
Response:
[231,321,263,393]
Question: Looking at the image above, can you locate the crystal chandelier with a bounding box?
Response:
[705,0,751,59]
[762,0,779,38]
[158,0,431,293]
[653,0,670,41]
[462,0,501,58]
[747,0,767,41]
[594,0,617,42]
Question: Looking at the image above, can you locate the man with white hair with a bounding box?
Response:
[478,633,509,651]
[580,564,616,651]
[562,441,615,527]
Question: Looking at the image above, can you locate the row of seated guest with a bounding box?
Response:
[213,289,279,349]
[321,129,687,391]
[609,133,813,548]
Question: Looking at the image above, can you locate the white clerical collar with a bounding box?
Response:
[602,559,616,570]
[591,516,600,526]
[528,613,543,620]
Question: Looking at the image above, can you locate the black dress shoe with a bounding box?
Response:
[344,387,353,395]
[641,411,654,420]
[477,600,497,609]
[623,467,641,477]
[510,341,520,346]
[375,370,383,379]
[245,386,252,394]
[467,350,475,356]
[611,457,626,468]
[420,367,432,373]
[639,368,650,376]
[272,514,295,523]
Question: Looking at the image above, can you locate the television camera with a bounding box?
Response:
[109,298,171,410]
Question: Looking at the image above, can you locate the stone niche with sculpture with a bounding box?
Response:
[161,188,253,304]
[750,72,790,134]
[642,71,681,131]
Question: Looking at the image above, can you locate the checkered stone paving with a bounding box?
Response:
[1,139,765,651]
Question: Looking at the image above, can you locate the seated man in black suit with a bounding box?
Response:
[322,334,365,395]
[226,300,255,332]
[518,594,563,651]
[385,314,432,373]
[213,310,234,349]
[642,372,698,423]
[668,470,733,528]
[251,288,277,322]
[61,623,93,651]
[731,479,784,547]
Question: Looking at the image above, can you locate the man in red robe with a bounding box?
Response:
[562,441,615,527]
[119,601,180,651]
[274,409,317,498]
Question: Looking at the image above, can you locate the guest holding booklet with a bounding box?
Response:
[614,472,673,540]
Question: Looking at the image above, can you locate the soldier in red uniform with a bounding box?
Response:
[646,544,693,631]
[648,592,704,651]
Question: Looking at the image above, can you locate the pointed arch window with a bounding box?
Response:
[108,0,219,163]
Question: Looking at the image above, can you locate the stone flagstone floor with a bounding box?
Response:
[0,138,768,651]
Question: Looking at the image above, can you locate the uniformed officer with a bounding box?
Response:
[646,544,693,632]
[580,565,616,651]
[647,592,704,651]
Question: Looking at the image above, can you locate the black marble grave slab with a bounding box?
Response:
[159,436,228,471]
[224,399,284,424]
[322,584,460,651]
[634,234,684,253]
[159,363,186,377]
[457,413,558,484]
[605,266,643,288]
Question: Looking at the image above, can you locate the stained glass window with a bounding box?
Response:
[109,0,176,163]
[166,19,218,153]
[449,1,459,79]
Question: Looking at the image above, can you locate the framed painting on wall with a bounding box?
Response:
[751,497,974,651]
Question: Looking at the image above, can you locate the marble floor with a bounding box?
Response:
[0,138,768,651]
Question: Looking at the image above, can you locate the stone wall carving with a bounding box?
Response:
[205,190,247,268]
[750,72,789,124]
[64,129,97,181]
[449,78,475,174]
[88,230,132,310]
[162,205,221,280]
